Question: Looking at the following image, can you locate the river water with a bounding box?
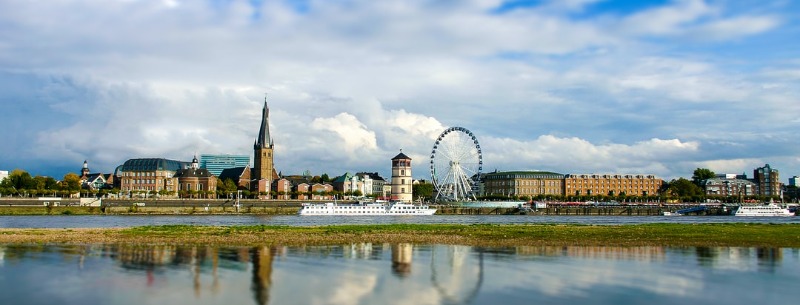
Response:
[2,216,798,305]
[2,214,800,228]
[0,243,797,305]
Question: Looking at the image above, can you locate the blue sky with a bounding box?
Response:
[0,0,799,182]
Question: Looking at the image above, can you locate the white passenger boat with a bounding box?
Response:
[298,200,436,215]
[734,203,795,217]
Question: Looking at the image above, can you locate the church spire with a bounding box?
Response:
[255,96,272,149]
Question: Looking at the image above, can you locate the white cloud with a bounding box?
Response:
[310,113,378,155]
[1,0,799,179]
[485,135,699,178]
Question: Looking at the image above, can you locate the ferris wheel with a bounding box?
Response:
[430,127,483,202]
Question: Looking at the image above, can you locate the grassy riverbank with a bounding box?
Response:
[1,223,799,247]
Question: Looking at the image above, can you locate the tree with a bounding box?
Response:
[320,173,330,182]
[667,178,705,201]
[2,169,35,190]
[692,168,716,187]
[412,182,434,201]
[61,173,82,192]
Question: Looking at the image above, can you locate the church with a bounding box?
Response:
[252,98,278,195]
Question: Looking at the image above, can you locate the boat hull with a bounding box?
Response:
[298,202,436,216]
[734,204,795,217]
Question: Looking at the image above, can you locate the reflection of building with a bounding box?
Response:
[251,246,274,305]
[391,243,413,277]
[513,245,666,261]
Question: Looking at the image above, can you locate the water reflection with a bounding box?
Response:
[391,243,413,277]
[0,243,798,305]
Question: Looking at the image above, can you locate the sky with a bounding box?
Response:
[1,0,799,182]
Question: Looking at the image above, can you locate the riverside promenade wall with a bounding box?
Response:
[0,198,732,216]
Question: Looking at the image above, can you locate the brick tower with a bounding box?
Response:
[253,98,274,193]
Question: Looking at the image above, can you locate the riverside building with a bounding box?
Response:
[753,164,780,197]
[199,154,249,176]
[390,151,413,202]
[483,171,564,198]
[115,158,187,194]
[564,174,662,198]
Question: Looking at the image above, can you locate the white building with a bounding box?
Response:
[390,151,413,203]
[0,170,8,184]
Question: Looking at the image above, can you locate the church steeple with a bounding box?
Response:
[253,95,276,194]
[81,160,90,178]
[255,98,273,149]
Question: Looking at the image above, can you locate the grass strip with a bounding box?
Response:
[1,223,799,247]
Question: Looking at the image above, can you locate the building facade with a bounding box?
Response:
[703,177,756,197]
[199,154,249,176]
[332,172,364,196]
[390,152,413,202]
[116,158,188,196]
[483,171,564,198]
[218,166,251,190]
[790,176,799,187]
[253,99,276,193]
[753,164,780,197]
[357,172,387,196]
[564,174,662,197]
[174,156,217,198]
[79,160,108,190]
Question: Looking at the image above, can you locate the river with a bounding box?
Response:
[0,243,797,305]
[1,214,799,228]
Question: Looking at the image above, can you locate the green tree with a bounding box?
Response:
[667,178,705,201]
[61,173,82,192]
[412,182,434,201]
[692,168,716,187]
[2,169,35,190]
[320,173,330,182]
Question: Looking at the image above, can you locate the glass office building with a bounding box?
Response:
[199,154,250,176]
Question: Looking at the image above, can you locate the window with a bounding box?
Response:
[401,179,405,185]
[401,170,405,176]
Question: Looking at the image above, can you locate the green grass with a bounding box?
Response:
[3,223,799,247]
[0,206,99,215]
[110,223,800,247]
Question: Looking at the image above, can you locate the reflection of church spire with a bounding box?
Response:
[251,246,274,305]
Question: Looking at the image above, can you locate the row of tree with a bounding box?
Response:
[0,169,82,197]
[2,167,786,203]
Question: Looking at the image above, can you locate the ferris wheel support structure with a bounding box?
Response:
[430,127,483,202]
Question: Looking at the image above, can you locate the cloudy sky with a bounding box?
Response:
[1,0,799,181]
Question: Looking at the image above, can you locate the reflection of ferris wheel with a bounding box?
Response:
[430,127,483,202]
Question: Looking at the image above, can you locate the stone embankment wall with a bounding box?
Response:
[0,198,732,216]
